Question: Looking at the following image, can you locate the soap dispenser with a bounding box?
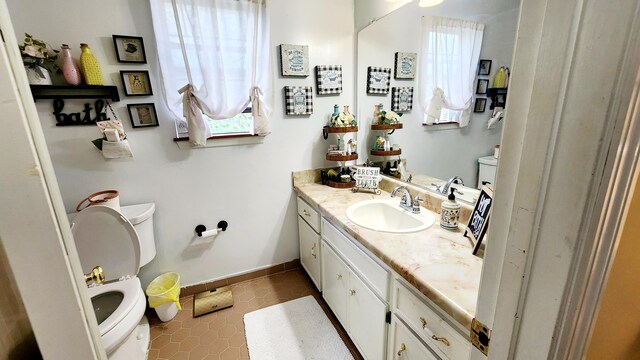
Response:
[440,188,461,230]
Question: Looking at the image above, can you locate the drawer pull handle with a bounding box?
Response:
[432,335,450,347]
[397,343,406,356]
[303,209,311,216]
[312,252,317,259]
[420,317,427,329]
[337,274,342,280]
[349,289,356,296]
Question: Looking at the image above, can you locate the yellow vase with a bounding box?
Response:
[80,43,104,85]
[493,66,506,89]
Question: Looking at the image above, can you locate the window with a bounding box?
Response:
[419,16,484,127]
[150,0,270,145]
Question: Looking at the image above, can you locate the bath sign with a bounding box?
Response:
[353,166,381,189]
[464,184,494,255]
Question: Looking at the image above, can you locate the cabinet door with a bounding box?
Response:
[321,241,349,325]
[298,217,321,291]
[388,316,438,360]
[348,270,388,360]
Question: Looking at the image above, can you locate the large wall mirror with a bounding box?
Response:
[356,0,520,204]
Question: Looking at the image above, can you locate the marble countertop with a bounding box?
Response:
[293,181,482,331]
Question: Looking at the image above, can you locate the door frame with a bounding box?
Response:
[0,1,106,358]
[473,0,640,358]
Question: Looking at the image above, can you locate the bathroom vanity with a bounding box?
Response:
[294,174,482,360]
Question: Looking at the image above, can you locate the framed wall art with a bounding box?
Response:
[284,86,313,115]
[280,44,309,77]
[474,98,487,113]
[476,79,489,95]
[120,71,153,96]
[391,87,414,112]
[394,52,417,79]
[478,59,492,76]
[315,65,343,95]
[127,103,159,128]
[112,35,147,64]
[367,67,391,95]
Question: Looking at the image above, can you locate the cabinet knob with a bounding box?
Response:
[420,317,427,329]
[432,335,450,347]
[303,209,311,216]
[336,274,342,280]
[397,343,406,356]
[349,289,356,296]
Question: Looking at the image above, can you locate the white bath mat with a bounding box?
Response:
[243,295,354,360]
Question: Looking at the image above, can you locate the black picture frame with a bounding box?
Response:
[464,184,494,255]
[284,86,313,115]
[478,59,492,76]
[315,65,343,95]
[367,67,392,95]
[112,35,147,64]
[127,103,159,128]
[476,79,489,95]
[120,71,153,96]
[474,98,487,113]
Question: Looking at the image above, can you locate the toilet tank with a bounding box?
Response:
[120,203,157,267]
[478,156,498,188]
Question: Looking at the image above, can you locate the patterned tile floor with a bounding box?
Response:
[147,268,363,360]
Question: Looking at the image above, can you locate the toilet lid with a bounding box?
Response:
[72,205,140,282]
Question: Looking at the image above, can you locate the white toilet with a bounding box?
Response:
[71,203,157,360]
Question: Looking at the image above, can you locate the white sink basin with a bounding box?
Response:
[346,199,435,233]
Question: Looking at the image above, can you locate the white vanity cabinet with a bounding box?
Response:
[321,219,389,360]
[388,315,439,360]
[296,197,321,291]
[392,279,472,360]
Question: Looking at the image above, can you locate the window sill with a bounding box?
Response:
[173,134,265,149]
[422,122,460,131]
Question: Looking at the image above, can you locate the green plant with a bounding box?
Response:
[19,33,59,61]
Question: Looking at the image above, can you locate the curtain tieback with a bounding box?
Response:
[250,86,264,116]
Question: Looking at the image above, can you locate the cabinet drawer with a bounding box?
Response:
[322,219,389,300]
[298,217,321,291]
[393,281,470,360]
[297,197,320,232]
[388,315,438,360]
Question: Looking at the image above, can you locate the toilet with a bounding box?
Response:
[71,203,157,360]
[477,155,498,188]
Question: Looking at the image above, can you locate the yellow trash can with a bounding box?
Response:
[145,272,182,322]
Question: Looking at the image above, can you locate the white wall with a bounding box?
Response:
[6,0,355,288]
[357,0,519,186]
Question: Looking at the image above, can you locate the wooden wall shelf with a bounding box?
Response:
[326,153,358,162]
[30,85,120,102]
[370,149,401,156]
[371,123,403,130]
[325,126,358,133]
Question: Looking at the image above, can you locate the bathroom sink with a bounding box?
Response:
[346,199,435,233]
[425,183,481,205]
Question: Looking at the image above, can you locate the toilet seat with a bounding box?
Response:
[71,206,147,355]
[88,277,146,354]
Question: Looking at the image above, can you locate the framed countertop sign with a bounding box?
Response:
[280,44,309,77]
[464,184,494,255]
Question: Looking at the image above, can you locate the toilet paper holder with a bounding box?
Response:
[195,221,228,237]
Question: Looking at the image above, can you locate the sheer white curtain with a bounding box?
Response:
[150,0,271,145]
[419,16,484,127]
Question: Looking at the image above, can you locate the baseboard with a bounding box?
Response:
[179,259,301,298]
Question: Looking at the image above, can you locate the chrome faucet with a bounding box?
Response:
[391,186,423,214]
[442,176,464,196]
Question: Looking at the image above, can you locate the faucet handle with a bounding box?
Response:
[412,196,424,214]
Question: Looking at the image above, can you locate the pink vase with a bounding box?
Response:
[61,44,81,85]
